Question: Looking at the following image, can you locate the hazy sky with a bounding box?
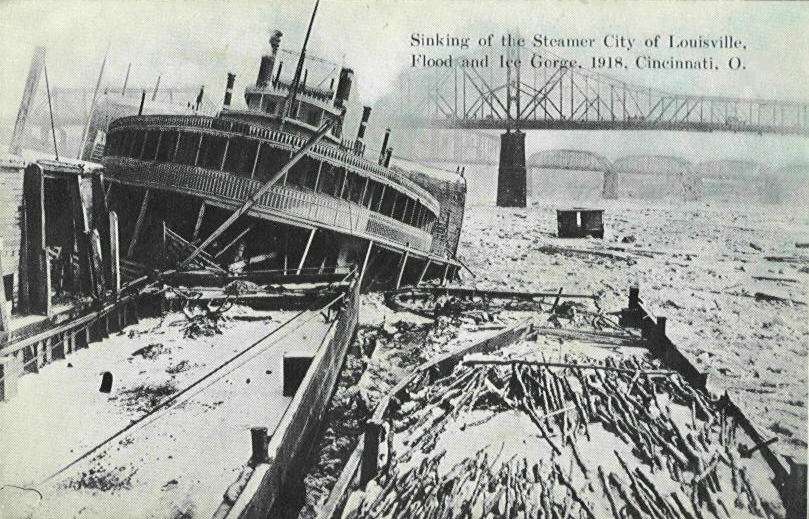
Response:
[1,0,807,164]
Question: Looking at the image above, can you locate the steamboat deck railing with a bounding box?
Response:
[105,157,433,253]
[108,115,440,215]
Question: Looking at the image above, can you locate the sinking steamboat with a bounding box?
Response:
[101,31,465,287]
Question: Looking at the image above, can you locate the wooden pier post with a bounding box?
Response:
[250,426,269,466]
[109,211,121,295]
[360,419,384,485]
[620,285,644,328]
[440,262,450,286]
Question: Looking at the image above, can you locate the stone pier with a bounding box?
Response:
[496,130,526,207]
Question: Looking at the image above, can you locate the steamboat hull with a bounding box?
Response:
[102,115,465,290]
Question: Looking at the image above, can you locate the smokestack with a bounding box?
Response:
[383,147,393,168]
[138,89,146,115]
[353,106,371,155]
[256,30,283,87]
[273,61,283,86]
[357,107,372,139]
[378,128,391,165]
[334,67,353,109]
[223,72,236,106]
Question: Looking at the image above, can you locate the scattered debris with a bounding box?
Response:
[113,381,178,414]
[130,343,169,360]
[180,299,234,338]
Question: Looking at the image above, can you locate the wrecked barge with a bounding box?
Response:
[315,287,806,519]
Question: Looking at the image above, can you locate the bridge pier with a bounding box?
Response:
[497,130,526,208]
[602,170,618,199]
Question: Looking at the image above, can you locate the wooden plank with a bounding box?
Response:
[356,241,374,289]
[191,201,207,243]
[395,251,409,290]
[296,228,316,275]
[127,189,151,259]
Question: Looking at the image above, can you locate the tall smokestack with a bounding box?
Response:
[223,72,236,106]
[334,67,353,109]
[383,147,393,168]
[354,106,371,154]
[357,106,371,139]
[256,30,283,87]
[378,128,391,165]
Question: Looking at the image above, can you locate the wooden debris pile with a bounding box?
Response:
[343,355,784,519]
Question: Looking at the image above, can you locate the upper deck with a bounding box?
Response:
[103,114,448,257]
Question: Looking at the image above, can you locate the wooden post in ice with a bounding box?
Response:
[360,419,384,485]
[109,211,120,295]
[250,426,269,467]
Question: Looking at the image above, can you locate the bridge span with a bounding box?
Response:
[396,53,809,206]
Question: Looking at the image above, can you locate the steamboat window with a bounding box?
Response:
[224,137,258,177]
[332,167,347,198]
[199,134,228,170]
[317,163,337,196]
[255,146,289,182]
[379,187,395,216]
[262,96,277,114]
[142,130,159,160]
[157,130,178,162]
[363,180,379,208]
[305,107,320,127]
[347,173,364,204]
[130,130,146,159]
[105,131,122,156]
[176,131,200,166]
[287,158,309,188]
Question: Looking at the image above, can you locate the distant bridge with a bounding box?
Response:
[391,49,809,206]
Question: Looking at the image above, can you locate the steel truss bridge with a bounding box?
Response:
[409,60,809,136]
[389,53,809,206]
